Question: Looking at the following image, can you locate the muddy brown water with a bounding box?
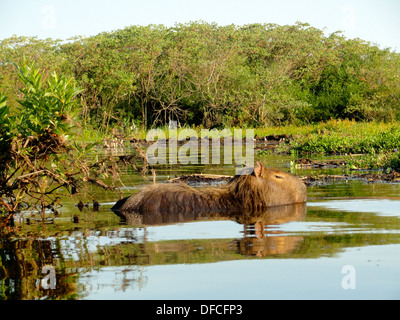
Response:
[1,146,400,300]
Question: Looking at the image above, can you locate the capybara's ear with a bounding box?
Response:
[254,161,263,177]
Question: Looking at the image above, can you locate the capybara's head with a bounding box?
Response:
[228,162,306,210]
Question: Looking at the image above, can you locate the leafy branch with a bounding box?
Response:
[0,61,143,233]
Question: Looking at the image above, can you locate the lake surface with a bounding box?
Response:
[1,146,400,300]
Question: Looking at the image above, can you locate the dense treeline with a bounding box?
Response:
[1,21,400,130]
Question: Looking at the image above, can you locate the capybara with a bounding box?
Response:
[111,162,306,217]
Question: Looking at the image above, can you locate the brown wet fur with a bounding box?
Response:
[112,162,307,216]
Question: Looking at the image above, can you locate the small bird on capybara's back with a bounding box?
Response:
[111,162,307,216]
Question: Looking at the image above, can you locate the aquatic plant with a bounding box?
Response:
[288,120,400,155]
[283,119,400,171]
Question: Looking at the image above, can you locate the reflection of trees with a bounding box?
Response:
[1,205,307,299]
[2,202,400,299]
[0,230,151,299]
[0,239,78,299]
[77,266,148,295]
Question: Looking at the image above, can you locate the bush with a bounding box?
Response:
[0,61,84,223]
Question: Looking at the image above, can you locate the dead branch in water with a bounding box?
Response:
[0,130,148,232]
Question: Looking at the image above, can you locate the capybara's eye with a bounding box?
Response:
[274,175,284,179]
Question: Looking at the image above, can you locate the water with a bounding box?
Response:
[1,148,400,300]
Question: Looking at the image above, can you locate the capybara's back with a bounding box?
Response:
[112,162,306,215]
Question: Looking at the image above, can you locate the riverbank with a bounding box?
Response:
[100,119,399,173]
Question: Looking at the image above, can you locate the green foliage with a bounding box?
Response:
[1,22,400,129]
[0,92,12,165]
[304,38,400,122]
[0,36,64,109]
[286,119,400,171]
[346,152,400,171]
[0,60,83,175]
[13,60,83,137]
[0,61,84,221]
[289,120,400,155]
[0,61,146,229]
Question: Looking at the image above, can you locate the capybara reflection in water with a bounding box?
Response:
[112,162,306,215]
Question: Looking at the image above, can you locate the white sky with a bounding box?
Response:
[1,0,399,52]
